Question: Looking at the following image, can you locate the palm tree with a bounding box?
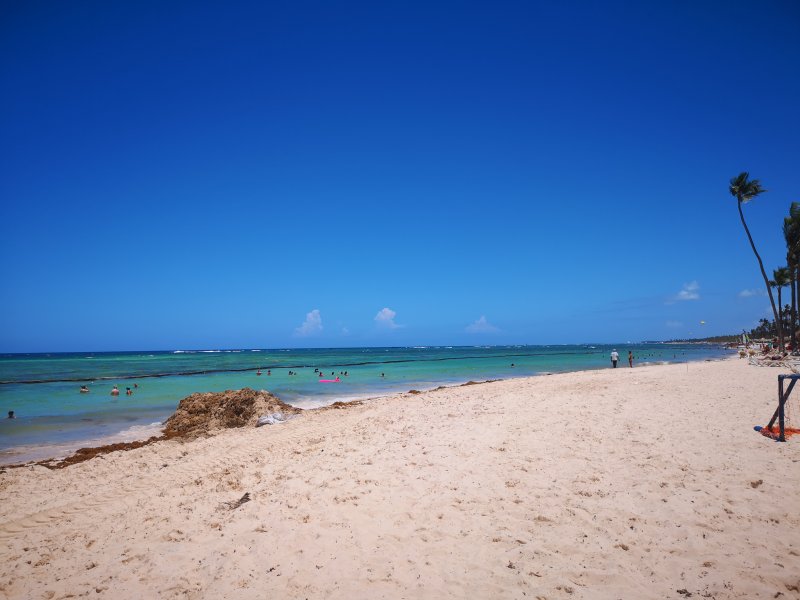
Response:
[729,172,783,346]
[784,202,800,348]
[769,276,779,337]
[773,267,791,339]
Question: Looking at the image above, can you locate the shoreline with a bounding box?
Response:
[0,355,733,467]
[1,357,797,598]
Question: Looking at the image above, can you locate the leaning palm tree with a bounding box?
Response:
[729,172,783,346]
[769,277,779,341]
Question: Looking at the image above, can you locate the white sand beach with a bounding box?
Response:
[1,358,798,599]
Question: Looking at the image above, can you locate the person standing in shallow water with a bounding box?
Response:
[610,349,619,368]
[628,351,634,368]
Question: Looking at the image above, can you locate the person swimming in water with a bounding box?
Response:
[126,387,132,396]
[80,385,89,393]
[111,386,120,396]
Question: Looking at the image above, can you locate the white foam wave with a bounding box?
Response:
[110,422,164,442]
[287,392,378,411]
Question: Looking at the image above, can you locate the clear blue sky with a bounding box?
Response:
[1,1,799,352]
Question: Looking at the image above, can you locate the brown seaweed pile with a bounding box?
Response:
[163,387,301,438]
[321,400,364,410]
[33,388,301,469]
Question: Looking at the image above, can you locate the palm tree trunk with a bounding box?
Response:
[738,199,784,346]
[778,286,783,336]
[791,268,796,351]
[792,263,800,351]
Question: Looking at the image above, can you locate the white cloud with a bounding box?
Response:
[294,309,322,336]
[739,288,766,298]
[675,281,700,301]
[466,316,500,333]
[374,307,402,329]
[341,327,350,335]
[665,320,683,329]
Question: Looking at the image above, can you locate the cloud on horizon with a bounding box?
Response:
[294,309,323,336]
[466,316,500,333]
[374,307,402,329]
[739,288,767,298]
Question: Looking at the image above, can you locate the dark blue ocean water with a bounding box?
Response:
[0,344,729,463]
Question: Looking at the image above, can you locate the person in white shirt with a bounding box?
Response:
[610,349,619,368]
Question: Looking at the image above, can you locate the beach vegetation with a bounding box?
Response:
[666,335,740,343]
[749,317,779,340]
[729,172,783,347]
[783,202,800,345]
[770,267,790,338]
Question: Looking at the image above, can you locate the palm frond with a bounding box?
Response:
[774,267,791,287]
[730,172,766,203]
[729,172,750,198]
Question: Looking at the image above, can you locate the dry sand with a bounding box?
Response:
[0,358,798,599]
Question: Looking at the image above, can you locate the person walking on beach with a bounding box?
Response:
[610,349,619,368]
[628,351,634,368]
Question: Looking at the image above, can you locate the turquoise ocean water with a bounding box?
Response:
[0,344,729,463]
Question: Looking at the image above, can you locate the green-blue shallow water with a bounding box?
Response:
[0,344,729,463]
